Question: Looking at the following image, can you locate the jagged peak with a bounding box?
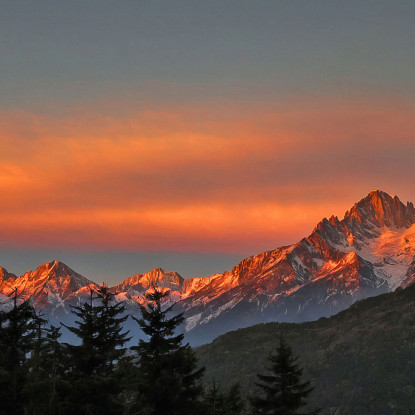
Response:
[141,266,183,279]
[22,260,96,289]
[353,189,395,210]
[0,266,17,282]
[329,215,340,226]
[0,266,10,274]
[312,190,415,243]
[34,259,76,274]
[147,266,165,275]
[369,189,393,197]
[344,190,414,228]
[114,266,184,292]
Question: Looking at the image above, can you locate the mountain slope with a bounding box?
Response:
[112,267,184,304]
[0,190,414,346]
[0,260,97,315]
[177,190,413,344]
[195,282,415,414]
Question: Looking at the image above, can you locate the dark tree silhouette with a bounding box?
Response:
[204,381,244,415]
[63,284,130,414]
[223,383,245,415]
[0,289,37,414]
[24,322,70,414]
[132,285,205,415]
[250,334,319,415]
[204,380,223,414]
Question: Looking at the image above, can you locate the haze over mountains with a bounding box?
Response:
[1,190,414,345]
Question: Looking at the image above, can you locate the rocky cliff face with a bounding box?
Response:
[0,266,17,286]
[1,260,97,314]
[113,267,183,293]
[1,190,414,345]
[316,190,415,249]
[112,267,184,305]
[176,190,414,343]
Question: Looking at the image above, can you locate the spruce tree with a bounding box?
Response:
[204,380,224,414]
[204,381,244,415]
[94,284,131,374]
[39,325,69,413]
[249,334,319,415]
[63,284,130,414]
[24,322,70,414]
[223,383,245,415]
[23,311,48,414]
[132,285,205,415]
[0,290,37,415]
[63,287,99,377]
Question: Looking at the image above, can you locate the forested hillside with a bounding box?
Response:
[197,283,415,415]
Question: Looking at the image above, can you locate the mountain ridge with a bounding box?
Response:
[1,190,414,345]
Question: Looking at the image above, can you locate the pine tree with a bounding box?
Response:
[24,322,70,414]
[39,325,70,413]
[223,383,244,415]
[204,380,224,414]
[0,289,37,415]
[63,287,99,377]
[132,285,205,415]
[63,284,130,414]
[249,334,319,415]
[23,311,49,414]
[114,353,139,415]
[94,284,131,374]
[204,381,244,415]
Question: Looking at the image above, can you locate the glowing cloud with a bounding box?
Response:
[0,97,414,253]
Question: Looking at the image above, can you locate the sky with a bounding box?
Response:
[1,0,415,285]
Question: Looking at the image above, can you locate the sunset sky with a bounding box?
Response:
[1,1,415,284]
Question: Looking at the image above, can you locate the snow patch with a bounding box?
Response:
[185,313,202,332]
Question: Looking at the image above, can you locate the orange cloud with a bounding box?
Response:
[0,96,414,253]
[0,203,334,253]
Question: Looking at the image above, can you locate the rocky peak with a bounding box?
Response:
[0,266,17,285]
[344,190,415,229]
[25,260,91,285]
[16,260,96,301]
[0,260,96,309]
[114,267,184,293]
[148,267,168,278]
[33,260,70,276]
[142,267,183,286]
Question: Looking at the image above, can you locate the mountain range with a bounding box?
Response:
[1,190,414,345]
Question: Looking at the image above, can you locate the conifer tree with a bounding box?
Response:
[63,284,130,414]
[24,322,69,414]
[0,290,37,415]
[132,285,205,415]
[223,383,245,415]
[63,287,99,377]
[94,284,131,374]
[23,311,48,414]
[205,380,224,414]
[39,325,69,413]
[204,381,244,415]
[114,353,139,415]
[249,334,319,415]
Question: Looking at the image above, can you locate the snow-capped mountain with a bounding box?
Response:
[1,190,414,345]
[176,190,415,343]
[0,260,98,315]
[112,267,184,304]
